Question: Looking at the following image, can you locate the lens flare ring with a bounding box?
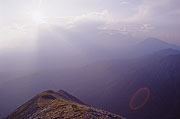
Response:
[129,87,150,110]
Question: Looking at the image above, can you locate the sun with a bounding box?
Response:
[31,10,45,24]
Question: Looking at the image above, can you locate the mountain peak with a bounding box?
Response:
[131,38,180,55]
[57,89,66,93]
[141,37,168,45]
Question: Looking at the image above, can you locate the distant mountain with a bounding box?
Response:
[128,38,180,57]
[137,38,180,51]
[153,48,180,56]
[6,90,126,119]
[81,49,180,119]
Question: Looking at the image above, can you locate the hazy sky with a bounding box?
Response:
[0,0,180,52]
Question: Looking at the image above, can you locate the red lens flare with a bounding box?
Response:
[129,87,150,110]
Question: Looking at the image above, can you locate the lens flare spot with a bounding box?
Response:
[129,87,150,110]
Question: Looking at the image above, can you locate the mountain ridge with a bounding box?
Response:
[127,38,180,58]
[6,90,126,119]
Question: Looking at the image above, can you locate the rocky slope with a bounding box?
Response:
[6,90,126,119]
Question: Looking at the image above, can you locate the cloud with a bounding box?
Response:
[139,24,155,32]
[130,0,180,22]
[1,0,180,52]
[47,10,118,29]
[120,1,129,5]
[36,10,138,67]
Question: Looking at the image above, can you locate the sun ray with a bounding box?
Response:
[31,10,45,24]
[38,0,43,9]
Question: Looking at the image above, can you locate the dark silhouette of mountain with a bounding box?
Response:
[80,49,180,119]
[137,38,180,51]
[153,48,180,56]
[128,38,180,57]
[6,90,126,119]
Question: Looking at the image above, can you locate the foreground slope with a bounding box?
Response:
[7,90,126,119]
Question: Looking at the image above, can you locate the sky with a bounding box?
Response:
[0,0,180,52]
